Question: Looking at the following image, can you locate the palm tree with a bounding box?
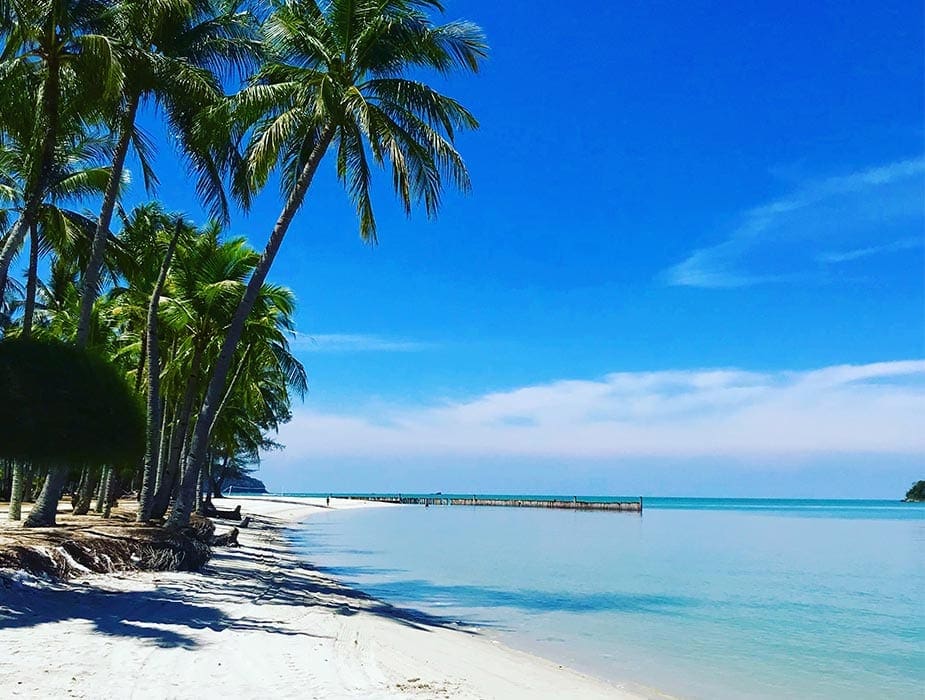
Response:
[189,279,306,513]
[0,0,121,282]
[148,224,258,518]
[0,114,112,520]
[74,0,260,346]
[0,110,114,339]
[123,211,188,522]
[167,0,486,528]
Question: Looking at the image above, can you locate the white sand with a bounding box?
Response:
[0,497,662,699]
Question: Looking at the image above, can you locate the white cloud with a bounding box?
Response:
[664,158,925,288]
[292,333,435,353]
[272,360,925,461]
[818,236,922,264]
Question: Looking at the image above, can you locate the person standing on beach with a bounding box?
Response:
[326,495,330,507]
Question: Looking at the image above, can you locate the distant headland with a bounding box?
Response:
[223,475,267,495]
[903,481,925,502]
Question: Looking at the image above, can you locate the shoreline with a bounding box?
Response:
[1,496,660,699]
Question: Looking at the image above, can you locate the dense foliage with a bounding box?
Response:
[905,481,925,502]
[0,1,485,528]
[0,337,144,466]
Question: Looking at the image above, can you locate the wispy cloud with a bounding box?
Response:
[273,360,925,461]
[818,236,922,264]
[664,158,925,288]
[292,333,436,353]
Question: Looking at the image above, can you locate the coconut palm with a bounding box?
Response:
[0,0,121,283]
[74,0,260,346]
[0,114,112,520]
[189,279,305,513]
[147,225,258,518]
[136,221,184,521]
[167,0,486,528]
[0,109,115,339]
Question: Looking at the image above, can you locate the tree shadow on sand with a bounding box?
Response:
[0,582,331,649]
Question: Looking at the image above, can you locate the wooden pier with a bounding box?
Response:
[343,495,643,513]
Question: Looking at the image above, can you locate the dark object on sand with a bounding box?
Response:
[211,528,240,547]
[203,502,242,521]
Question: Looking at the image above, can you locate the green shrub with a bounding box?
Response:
[0,338,144,468]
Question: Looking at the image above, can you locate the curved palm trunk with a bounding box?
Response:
[23,466,69,528]
[9,463,24,520]
[76,93,140,348]
[0,202,39,283]
[0,45,60,283]
[22,222,39,339]
[137,221,183,522]
[166,126,335,529]
[16,45,73,528]
[0,265,7,318]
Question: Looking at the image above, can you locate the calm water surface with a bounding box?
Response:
[288,498,925,699]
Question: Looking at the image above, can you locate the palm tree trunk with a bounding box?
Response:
[9,463,24,520]
[207,345,250,436]
[22,222,39,339]
[0,264,8,319]
[151,351,203,519]
[14,46,69,529]
[94,467,109,513]
[101,468,116,518]
[73,467,97,515]
[23,466,69,527]
[166,126,335,529]
[137,220,183,522]
[155,398,172,493]
[195,463,205,515]
[134,330,148,394]
[76,92,140,348]
[212,454,230,499]
[71,468,87,509]
[21,465,35,502]
[0,44,60,283]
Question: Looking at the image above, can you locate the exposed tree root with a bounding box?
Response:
[0,516,222,580]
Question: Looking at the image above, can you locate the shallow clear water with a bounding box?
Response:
[288,498,925,699]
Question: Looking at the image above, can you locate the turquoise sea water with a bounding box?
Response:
[288,497,925,699]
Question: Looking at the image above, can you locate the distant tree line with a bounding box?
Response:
[905,481,925,502]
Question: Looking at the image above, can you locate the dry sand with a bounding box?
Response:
[0,496,659,699]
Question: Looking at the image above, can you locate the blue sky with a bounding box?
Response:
[125,0,924,496]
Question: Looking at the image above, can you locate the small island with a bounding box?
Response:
[903,481,925,502]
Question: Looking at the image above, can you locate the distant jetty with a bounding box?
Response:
[342,494,643,512]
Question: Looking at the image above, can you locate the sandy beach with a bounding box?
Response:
[0,497,655,699]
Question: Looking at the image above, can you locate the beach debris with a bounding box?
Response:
[203,503,243,521]
[0,524,213,580]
